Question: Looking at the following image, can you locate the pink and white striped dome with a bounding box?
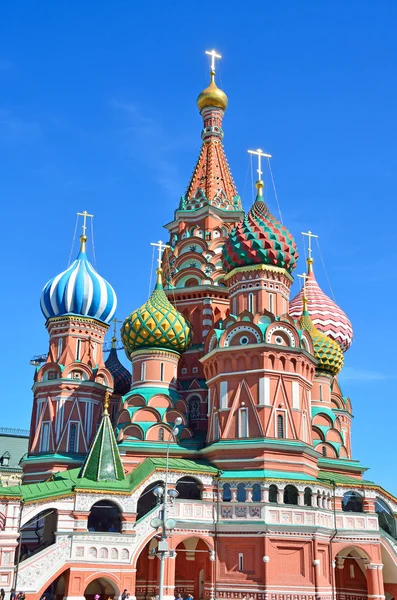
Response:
[289,262,353,352]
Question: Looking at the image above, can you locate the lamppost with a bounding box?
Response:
[150,416,183,600]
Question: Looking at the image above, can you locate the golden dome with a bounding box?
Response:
[197,71,228,112]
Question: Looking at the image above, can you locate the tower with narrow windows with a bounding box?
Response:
[22,224,117,482]
[162,60,244,431]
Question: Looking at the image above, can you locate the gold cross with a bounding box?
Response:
[205,49,222,73]
[150,240,170,270]
[301,230,318,260]
[248,148,272,181]
[77,211,94,236]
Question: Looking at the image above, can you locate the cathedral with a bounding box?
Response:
[0,53,396,600]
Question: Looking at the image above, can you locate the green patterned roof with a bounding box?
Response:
[121,270,192,355]
[79,407,124,482]
[299,307,344,375]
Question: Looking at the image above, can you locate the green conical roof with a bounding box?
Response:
[79,398,124,482]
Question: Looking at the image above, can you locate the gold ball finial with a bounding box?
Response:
[197,70,228,112]
[103,390,110,416]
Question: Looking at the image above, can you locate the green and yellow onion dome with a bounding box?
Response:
[299,300,344,376]
[222,182,298,274]
[121,269,193,357]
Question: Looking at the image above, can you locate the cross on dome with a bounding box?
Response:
[77,210,94,236]
[111,317,123,348]
[297,272,309,301]
[248,149,272,194]
[150,240,170,270]
[301,230,318,260]
[205,49,222,73]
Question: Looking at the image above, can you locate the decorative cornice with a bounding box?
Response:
[47,315,110,330]
[224,263,294,283]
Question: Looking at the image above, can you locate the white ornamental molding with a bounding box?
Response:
[224,326,262,347]
[18,535,71,591]
[266,325,296,347]
[364,489,377,499]
[75,493,135,513]
[74,534,129,543]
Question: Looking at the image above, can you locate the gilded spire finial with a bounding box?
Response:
[111,317,123,348]
[103,390,110,416]
[77,210,94,252]
[301,230,318,273]
[248,149,272,196]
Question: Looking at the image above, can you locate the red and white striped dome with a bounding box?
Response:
[289,260,353,352]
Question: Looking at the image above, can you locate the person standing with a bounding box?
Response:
[121,591,128,600]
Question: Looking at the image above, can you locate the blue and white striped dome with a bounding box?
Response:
[40,238,117,324]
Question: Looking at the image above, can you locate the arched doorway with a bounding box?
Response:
[175,537,212,600]
[136,538,160,599]
[41,572,67,600]
[335,547,369,600]
[87,500,122,533]
[84,577,119,600]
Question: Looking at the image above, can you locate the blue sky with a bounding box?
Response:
[0,1,396,494]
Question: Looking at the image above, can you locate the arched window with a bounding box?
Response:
[375,498,396,538]
[222,483,231,502]
[248,293,254,313]
[76,339,82,361]
[269,484,278,503]
[252,483,261,502]
[87,501,122,533]
[342,491,364,513]
[283,485,298,505]
[188,396,200,420]
[176,476,202,500]
[19,509,58,561]
[237,483,246,502]
[304,487,312,507]
[136,480,164,521]
[68,423,77,452]
[214,414,220,441]
[277,414,284,438]
[269,293,274,313]
[239,408,249,438]
[141,362,146,381]
[158,427,165,442]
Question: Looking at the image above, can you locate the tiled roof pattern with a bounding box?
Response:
[290,267,353,352]
[0,433,29,471]
[222,196,298,274]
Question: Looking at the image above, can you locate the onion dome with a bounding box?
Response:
[105,341,131,396]
[222,181,298,274]
[290,258,353,352]
[40,235,117,324]
[197,70,228,112]
[121,269,192,356]
[299,299,344,376]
